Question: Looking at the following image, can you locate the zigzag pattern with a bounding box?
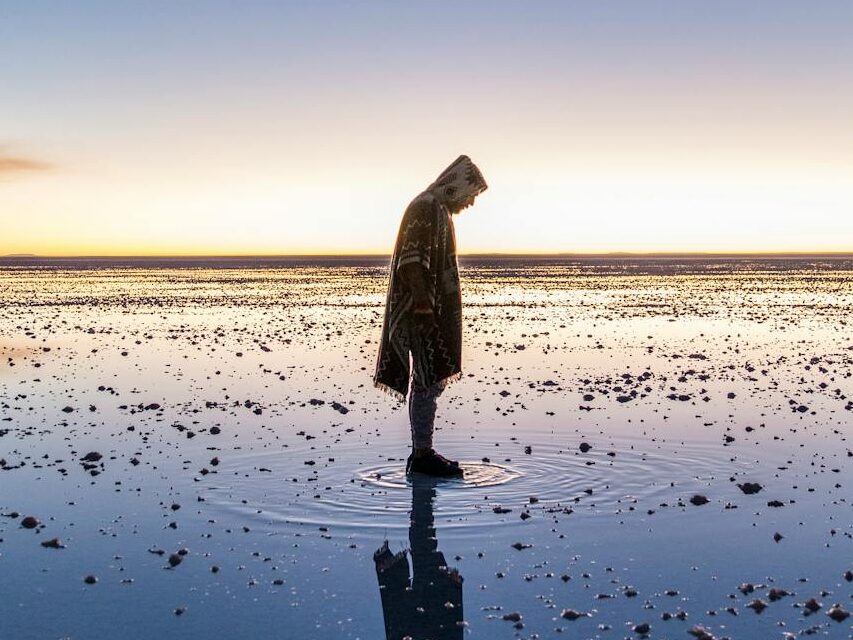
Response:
[374,192,463,400]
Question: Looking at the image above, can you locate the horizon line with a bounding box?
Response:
[3,251,852,259]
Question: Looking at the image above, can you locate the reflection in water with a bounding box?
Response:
[3,259,851,639]
[374,477,463,640]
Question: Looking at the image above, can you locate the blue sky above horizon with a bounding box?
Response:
[2,1,852,254]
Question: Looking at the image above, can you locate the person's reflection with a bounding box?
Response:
[374,476,463,640]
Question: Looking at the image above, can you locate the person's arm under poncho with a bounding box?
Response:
[395,199,435,315]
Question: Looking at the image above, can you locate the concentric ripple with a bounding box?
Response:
[205,436,751,539]
[356,460,522,489]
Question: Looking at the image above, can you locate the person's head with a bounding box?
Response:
[427,155,487,214]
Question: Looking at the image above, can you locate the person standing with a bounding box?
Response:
[374,155,488,476]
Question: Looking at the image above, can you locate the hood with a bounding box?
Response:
[426,155,488,208]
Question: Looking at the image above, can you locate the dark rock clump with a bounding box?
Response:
[737,482,762,494]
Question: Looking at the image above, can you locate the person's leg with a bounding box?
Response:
[409,381,441,456]
[408,324,433,456]
[406,325,460,476]
[407,381,460,476]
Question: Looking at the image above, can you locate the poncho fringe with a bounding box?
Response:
[373,371,463,404]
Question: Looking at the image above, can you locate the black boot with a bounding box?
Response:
[406,449,463,478]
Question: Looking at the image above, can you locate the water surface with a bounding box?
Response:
[1,256,851,639]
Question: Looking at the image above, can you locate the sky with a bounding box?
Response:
[1,1,852,255]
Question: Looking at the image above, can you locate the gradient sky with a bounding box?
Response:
[2,1,852,255]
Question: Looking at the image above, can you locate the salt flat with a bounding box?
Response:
[0,256,850,639]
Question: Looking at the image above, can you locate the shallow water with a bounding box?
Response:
[0,256,851,639]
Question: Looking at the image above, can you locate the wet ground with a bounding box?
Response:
[0,256,851,639]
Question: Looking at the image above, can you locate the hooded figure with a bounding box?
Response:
[374,155,487,401]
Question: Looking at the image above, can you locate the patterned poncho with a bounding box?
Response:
[374,155,488,400]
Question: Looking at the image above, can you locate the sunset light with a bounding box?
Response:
[3,2,851,255]
[3,4,852,639]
